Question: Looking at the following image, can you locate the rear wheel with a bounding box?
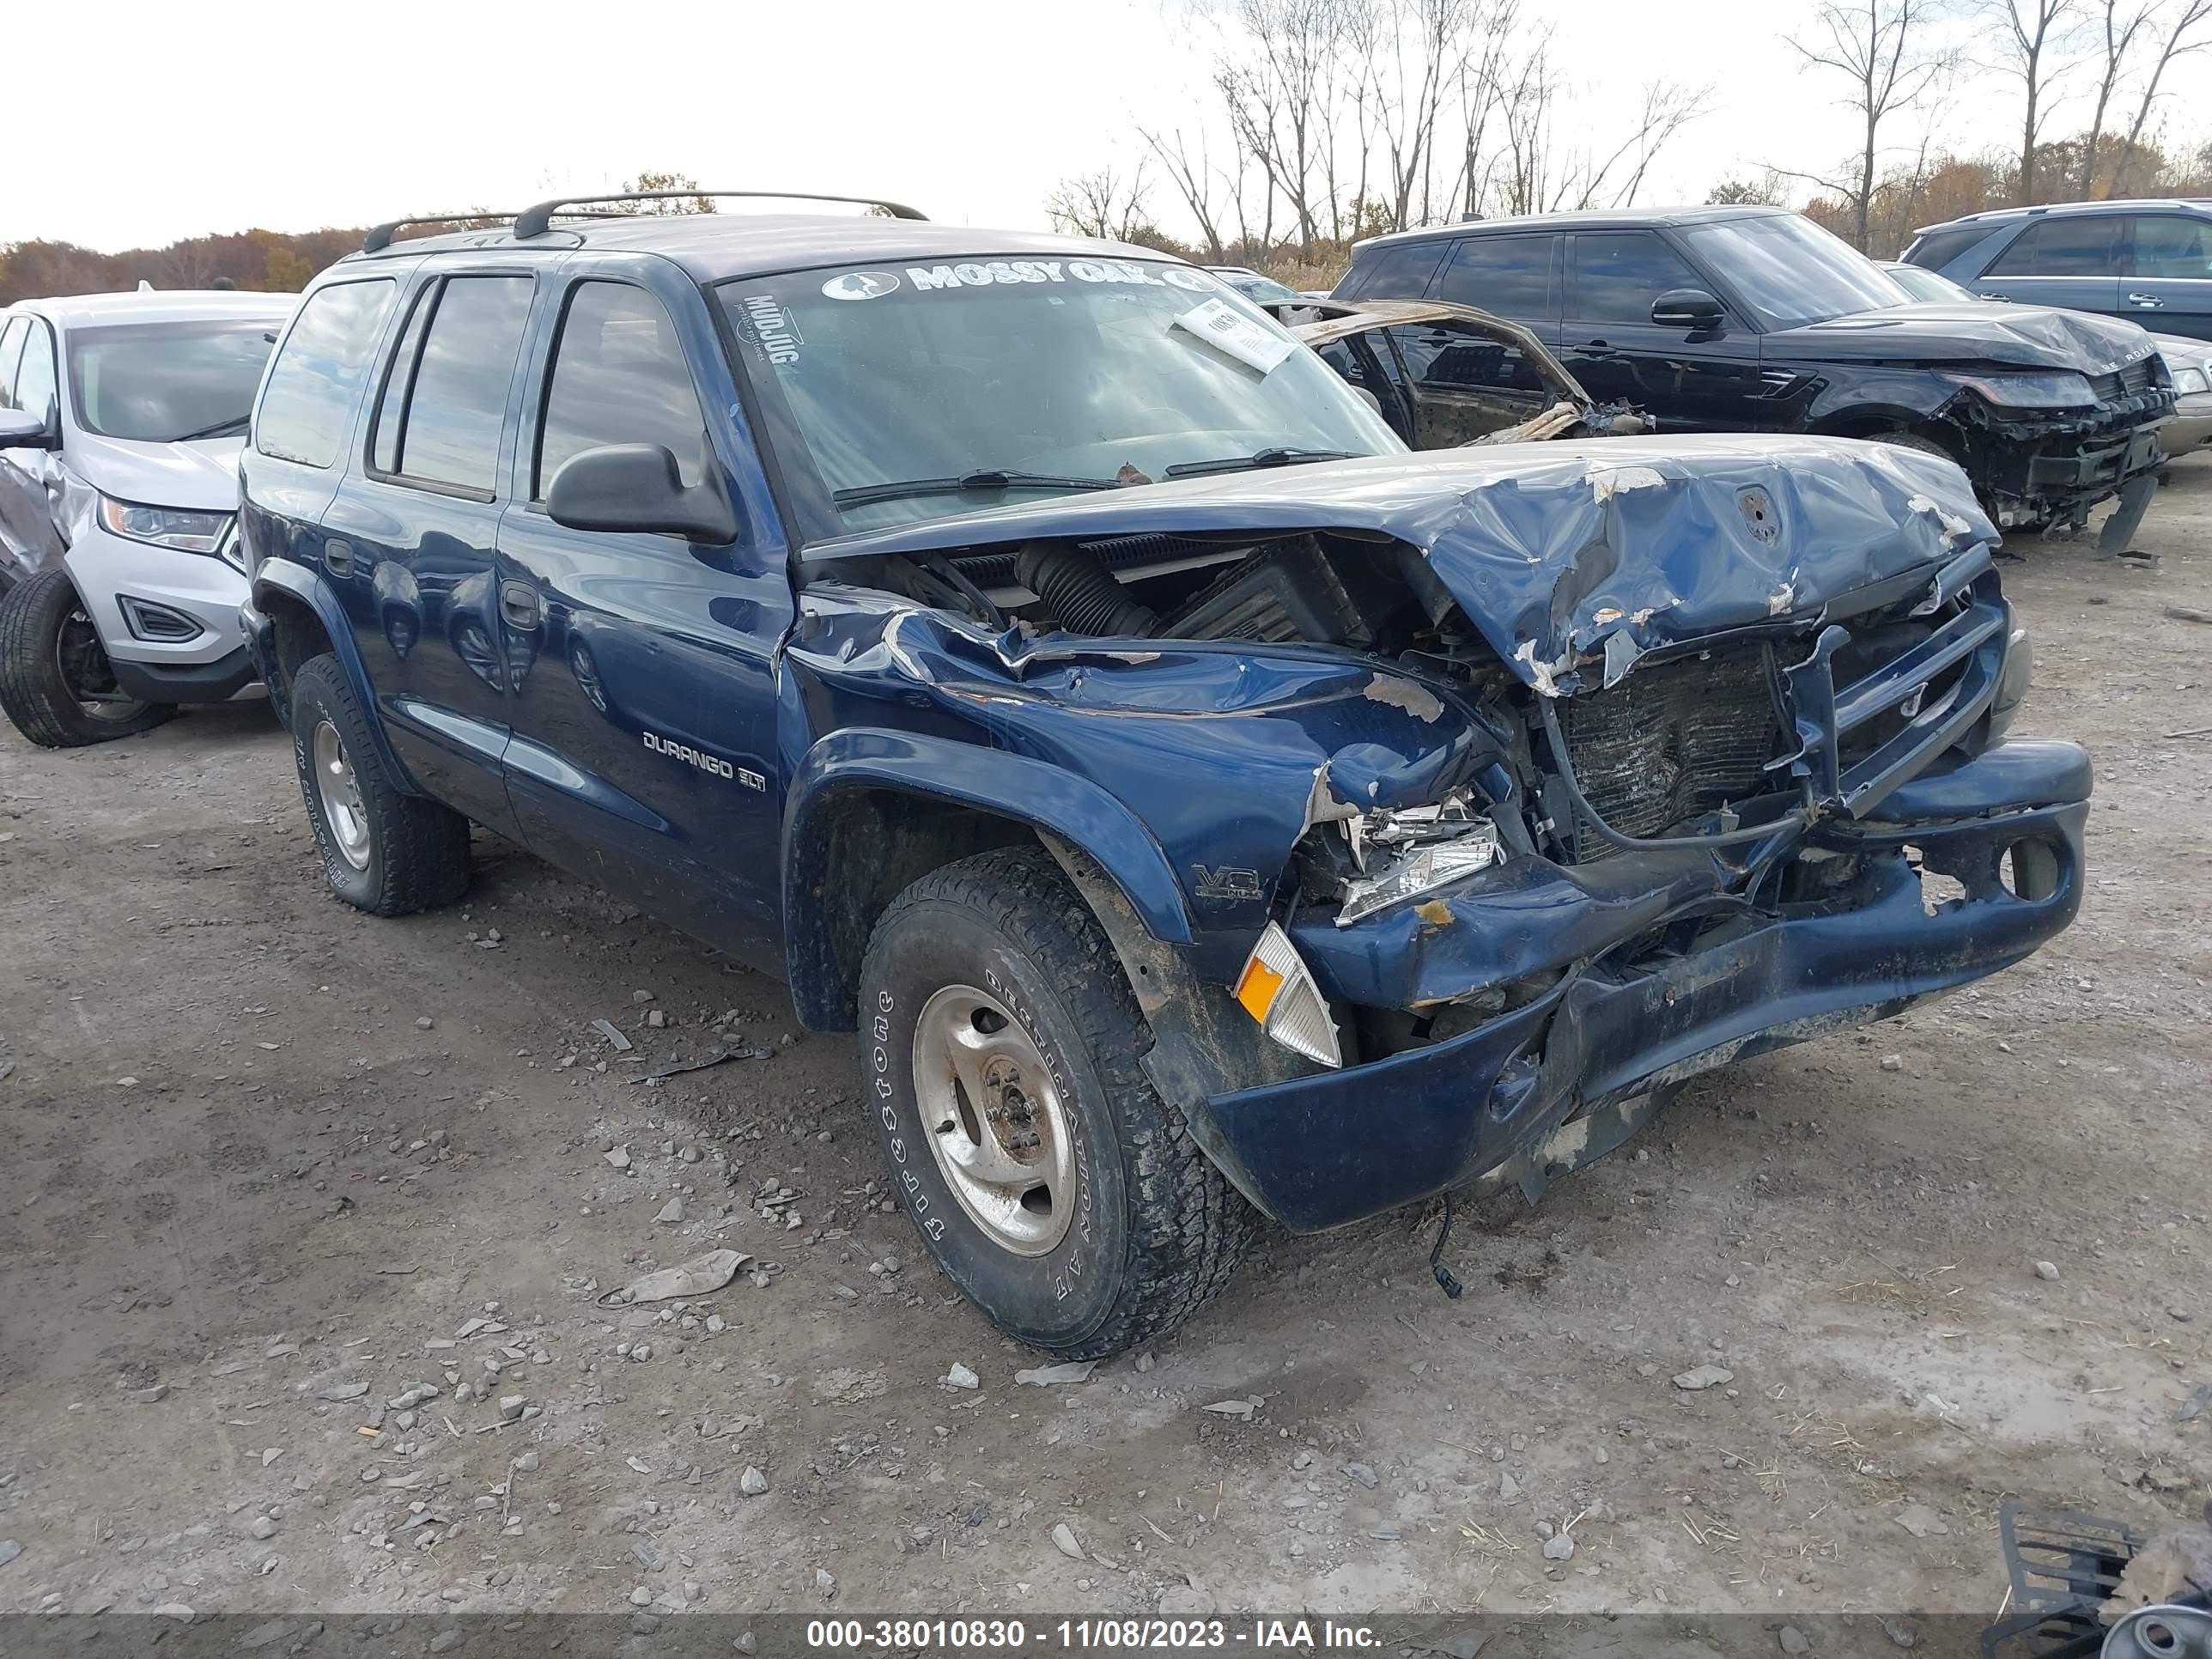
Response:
[288,653,471,915]
[0,568,175,747]
[859,846,1254,1358]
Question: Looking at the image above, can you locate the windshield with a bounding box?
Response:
[716,257,1401,531]
[66,318,283,441]
[1679,215,1912,328]
[1884,263,1974,304]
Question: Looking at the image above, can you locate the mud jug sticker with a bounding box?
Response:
[738,295,803,364]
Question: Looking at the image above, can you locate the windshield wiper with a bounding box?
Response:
[833,470,1123,508]
[173,415,251,441]
[1162,447,1358,479]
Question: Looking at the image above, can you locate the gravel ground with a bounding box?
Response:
[1,463,2209,1631]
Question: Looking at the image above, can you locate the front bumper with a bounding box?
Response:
[1193,737,2089,1233]
[63,526,251,671]
[1984,414,2166,525]
[2159,397,2212,458]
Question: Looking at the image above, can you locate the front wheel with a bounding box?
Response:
[859,846,1254,1358]
[287,653,471,915]
[0,568,175,747]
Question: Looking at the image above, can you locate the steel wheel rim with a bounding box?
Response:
[312,720,371,871]
[911,981,1077,1256]
[55,605,151,724]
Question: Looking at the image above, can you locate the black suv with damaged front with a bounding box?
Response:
[1336,206,2173,550]
[241,198,2090,1359]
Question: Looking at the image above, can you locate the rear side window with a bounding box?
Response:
[1570,232,1705,323]
[1336,239,1449,301]
[1987,216,2124,277]
[373,275,532,495]
[1904,225,1995,273]
[256,280,398,468]
[9,319,58,423]
[2125,216,2212,279]
[535,282,708,499]
[1432,235,1557,320]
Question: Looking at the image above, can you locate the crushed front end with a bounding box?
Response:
[793,434,2091,1234]
[1220,544,2085,1229]
[1937,353,2172,536]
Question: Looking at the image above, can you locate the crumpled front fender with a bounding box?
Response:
[782,586,1508,975]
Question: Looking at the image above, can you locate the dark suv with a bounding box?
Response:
[241,194,2090,1358]
[1336,206,2172,541]
[1904,198,2212,342]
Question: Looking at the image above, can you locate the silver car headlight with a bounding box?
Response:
[2173,365,2209,396]
[99,495,234,557]
[1336,788,1501,927]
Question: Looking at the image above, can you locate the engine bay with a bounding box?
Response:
[883,527,1468,659]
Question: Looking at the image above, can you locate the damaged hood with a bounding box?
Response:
[808,434,1996,692]
[65,431,246,513]
[1764,301,2156,374]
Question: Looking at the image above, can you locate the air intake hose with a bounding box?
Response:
[1017,543,1158,637]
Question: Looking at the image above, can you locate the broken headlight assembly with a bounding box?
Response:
[1336,789,1502,927]
[1940,369,2096,410]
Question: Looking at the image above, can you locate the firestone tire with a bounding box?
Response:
[0,568,175,748]
[858,846,1254,1358]
[287,653,471,916]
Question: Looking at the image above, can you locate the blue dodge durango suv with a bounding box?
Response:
[240,193,2092,1356]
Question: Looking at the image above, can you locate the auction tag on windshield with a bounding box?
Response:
[1172,297,1298,375]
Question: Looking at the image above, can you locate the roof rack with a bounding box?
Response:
[512,191,927,240]
[362,213,526,254]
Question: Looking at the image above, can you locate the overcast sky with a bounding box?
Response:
[14,0,2211,254]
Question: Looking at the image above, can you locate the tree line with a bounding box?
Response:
[0,175,711,308]
[1043,0,2212,282]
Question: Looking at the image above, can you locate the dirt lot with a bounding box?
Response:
[3,465,2209,1636]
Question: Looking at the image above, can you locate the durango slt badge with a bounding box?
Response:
[642,730,735,780]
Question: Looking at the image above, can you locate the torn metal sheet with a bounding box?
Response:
[799,434,1998,698]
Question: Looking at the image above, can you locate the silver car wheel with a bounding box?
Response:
[910,981,1078,1255]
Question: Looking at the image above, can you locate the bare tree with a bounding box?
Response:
[1359,0,1499,231]
[2119,0,2212,186]
[1214,0,1364,252]
[2078,0,2153,193]
[1044,166,1156,242]
[1789,0,1949,249]
[1986,0,2085,204]
[1140,128,1231,259]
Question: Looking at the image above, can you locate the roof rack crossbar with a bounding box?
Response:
[362,213,526,254]
[512,191,927,240]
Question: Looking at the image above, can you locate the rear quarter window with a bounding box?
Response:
[255,279,399,469]
[1904,225,1997,273]
[1337,240,1449,301]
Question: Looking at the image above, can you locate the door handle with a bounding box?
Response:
[322,538,355,580]
[2126,292,2165,307]
[1581,341,1618,357]
[499,579,544,631]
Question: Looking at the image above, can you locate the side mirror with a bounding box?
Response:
[0,407,56,450]
[1650,288,1725,330]
[544,442,738,545]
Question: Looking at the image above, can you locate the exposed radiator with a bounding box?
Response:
[1555,650,1781,858]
